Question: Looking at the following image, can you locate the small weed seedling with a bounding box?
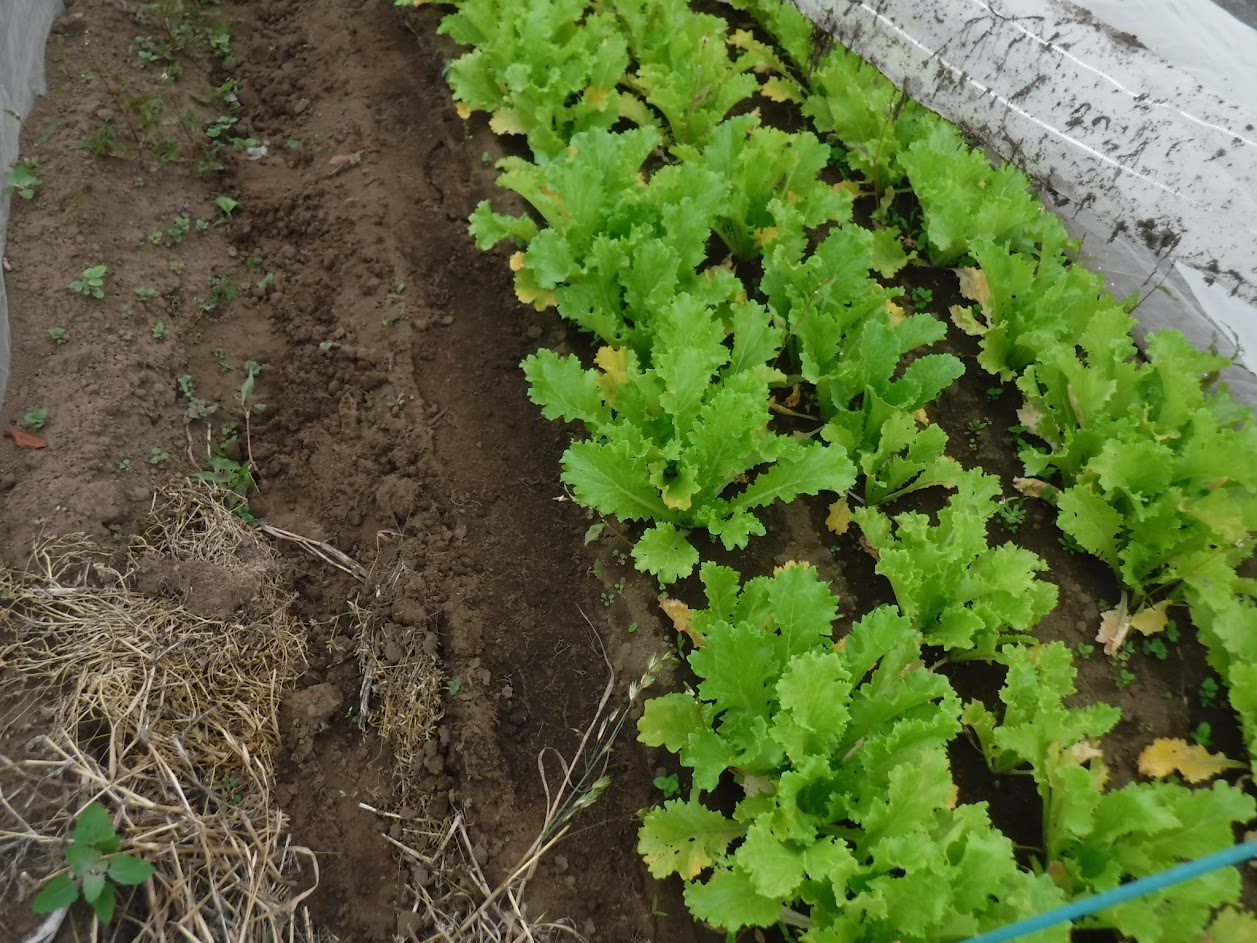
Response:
[909,285,933,309]
[176,375,216,423]
[446,677,464,696]
[214,195,239,219]
[151,321,167,341]
[1075,641,1096,658]
[994,497,1027,533]
[148,447,171,468]
[213,346,234,373]
[134,287,158,302]
[1199,676,1221,709]
[70,265,108,299]
[197,454,257,522]
[204,114,238,141]
[3,158,41,199]
[1193,722,1214,749]
[23,408,48,431]
[118,458,133,472]
[31,801,156,924]
[965,417,991,450]
[200,274,237,313]
[1142,636,1170,661]
[47,327,68,345]
[653,774,681,799]
[77,121,119,158]
[985,386,1003,401]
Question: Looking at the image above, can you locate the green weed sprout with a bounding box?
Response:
[70,265,108,299]
[23,408,48,431]
[3,158,41,199]
[32,802,155,923]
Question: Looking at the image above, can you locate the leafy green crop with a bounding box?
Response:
[471,126,746,346]
[964,644,1254,942]
[638,564,1068,941]
[1020,330,1257,599]
[615,0,758,148]
[898,123,1067,265]
[671,114,850,261]
[438,0,636,159]
[853,469,1058,657]
[523,295,855,582]
[951,238,1136,381]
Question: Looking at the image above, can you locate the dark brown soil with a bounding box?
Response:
[0,1,1250,941]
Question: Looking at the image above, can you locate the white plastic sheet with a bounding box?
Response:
[0,0,63,403]
[796,0,1257,401]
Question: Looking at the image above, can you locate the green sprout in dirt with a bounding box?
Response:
[32,802,156,924]
[204,114,238,141]
[47,327,68,345]
[70,265,108,300]
[200,274,237,313]
[134,286,158,302]
[151,321,168,341]
[176,374,216,423]
[76,121,119,158]
[909,285,933,309]
[148,447,171,468]
[23,408,48,431]
[3,158,41,199]
[1199,676,1221,708]
[446,677,464,696]
[994,496,1027,533]
[653,773,681,799]
[214,195,239,219]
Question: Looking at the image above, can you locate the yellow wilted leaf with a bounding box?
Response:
[1129,600,1172,638]
[618,92,654,128]
[884,300,906,326]
[1070,741,1105,765]
[1017,403,1045,436]
[826,498,852,536]
[833,180,862,198]
[782,384,802,409]
[754,226,780,248]
[489,109,526,135]
[1013,476,1054,500]
[1138,738,1244,784]
[508,254,556,311]
[584,86,610,110]
[772,561,812,575]
[947,782,959,810]
[949,303,987,337]
[956,267,992,316]
[595,346,628,385]
[760,75,802,103]
[912,408,930,426]
[659,596,704,648]
[455,101,472,120]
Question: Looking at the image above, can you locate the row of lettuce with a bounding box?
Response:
[400,0,1257,939]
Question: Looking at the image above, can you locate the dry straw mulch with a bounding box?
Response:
[0,484,324,943]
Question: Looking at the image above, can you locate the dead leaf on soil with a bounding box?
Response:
[858,535,880,562]
[826,498,852,536]
[4,426,46,448]
[1097,593,1131,655]
[1138,738,1244,783]
[782,384,802,408]
[659,596,703,648]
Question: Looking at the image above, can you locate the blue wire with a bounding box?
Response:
[962,838,1257,943]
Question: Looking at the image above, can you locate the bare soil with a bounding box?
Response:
[0,1,1250,941]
